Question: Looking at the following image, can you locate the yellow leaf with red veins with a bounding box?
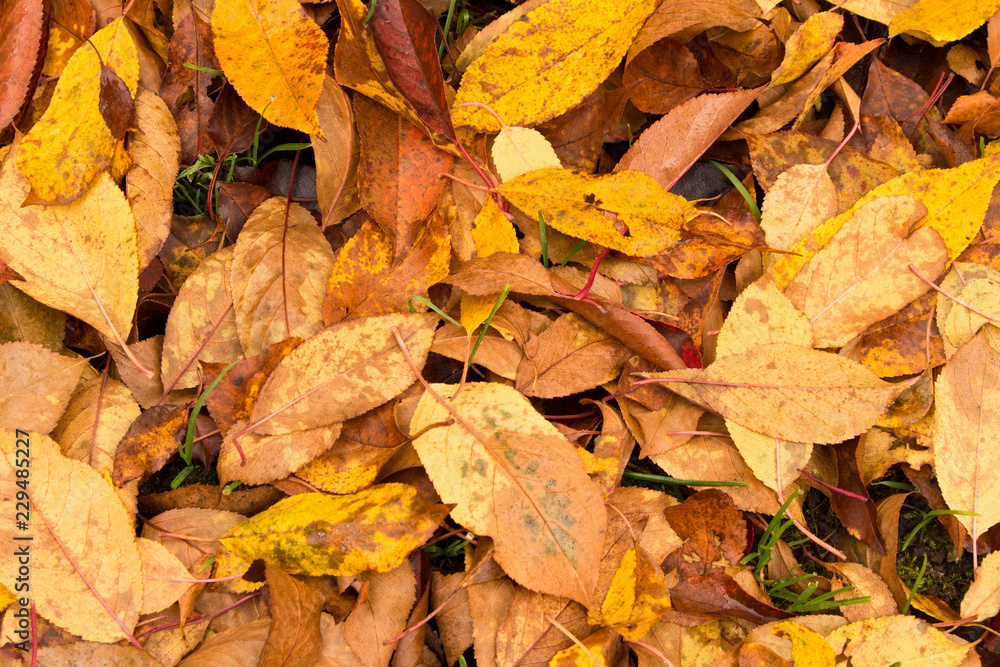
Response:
[212,0,328,134]
[771,12,843,85]
[219,485,449,575]
[0,147,139,347]
[452,0,657,131]
[16,18,138,205]
[0,431,143,643]
[411,382,608,606]
[497,169,698,257]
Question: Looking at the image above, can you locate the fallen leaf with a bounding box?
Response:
[229,197,336,357]
[249,312,437,435]
[497,168,697,256]
[889,0,1000,46]
[344,561,416,667]
[961,550,1000,621]
[0,342,85,435]
[783,195,948,348]
[491,125,562,183]
[260,565,325,666]
[934,331,1000,545]
[826,615,971,667]
[771,12,843,85]
[495,585,588,666]
[220,485,448,576]
[40,0,93,79]
[112,405,187,485]
[0,431,143,642]
[760,164,838,253]
[50,375,141,471]
[16,18,138,205]
[313,75,361,226]
[410,382,608,605]
[211,0,328,133]
[589,546,671,640]
[217,421,341,486]
[137,537,193,615]
[0,0,47,131]
[644,343,911,444]
[158,11,218,163]
[452,0,657,131]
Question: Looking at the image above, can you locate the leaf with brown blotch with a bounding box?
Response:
[662,489,745,578]
[783,195,948,348]
[323,217,451,326]
[495,585,589,666]
[112,405,187,485]
[221,485,448,576]
[229,198,336,357]
[497,169,698,257]
[852,291,946,377]
[211,0,328,134]
[313,75,361,227]
[0,431,143,643]
[536,84,628,172]
[344,560,416,667]
[644,343,913,444]
[649,207,767,280]
[178,617,270,665]
[771,11,842,85]
[0,148,140,349]
[354,96,454,258]
[51,375,141,472]
[369,0,455,139]
[217,421,341,486]
[452,0,657,132]
[410,382,607,606]
[137,537,193,615]
[161,247,242,392]
[260,565,325,667]
[98,63,135,140]
[41,0,93,79]
[615,88,761,191]
[550,628,624,666]
[0,0,47,131]
[16,18,138,205]
[127,89,182,270]
[295,402,407,494]
[628,0,760,55]
[249,312,437,435]
[158,11,218,163]
[934,331,1000,545]
[515,312,631,398]
[0,342,86,435]
[207,84,260,160]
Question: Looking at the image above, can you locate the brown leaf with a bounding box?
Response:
[98,63,135,140]
[430,572,474,666]
[207,83,260,159]
[112,405,187,485]
[218,421,341,486]
[345,561,417,667]
[159,11,218,163]
[663,489,746,578]
[216,182,274,242]
[369,0,454,138]
[179,617,270,666]
[496,586,588,667]
[830,440,886,555]
[672,572,793,624]
[51,375,141,472]
[313,75,361,227]
[260,565,325,667]
[624,39,718,115]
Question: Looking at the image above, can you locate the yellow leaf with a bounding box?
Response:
[644,344,912,444]
[218,422,341,486]
[889,0,1000,46]
[771,154,1000,290]
[944,278,1000,353]
[935,262,1000,358]
[136,538,192,615]
[770,622,836,667]
[410,382,607,605]
[772,12,843,85]
[212,0,328,134]
[452,0,657,131]
[15,18,138,205]
[461,292,507,334]
[549,628,619,666]
[760,164,838,253]
[0,147,140,346]
[0,431,143,643]
[0,342,86,435]
[471,196,519,258]
[219,485,449,576]
[249,312,437,435]
[826,615,971,667]
[51,375,141,472]
[497,169,698,257]
[492,126,562,183]
[717,282,814,358]
[589,547,671,641]
[934,331,1000,544]
[784,195,948,348]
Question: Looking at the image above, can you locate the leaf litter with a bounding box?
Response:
[4,0,1000,664]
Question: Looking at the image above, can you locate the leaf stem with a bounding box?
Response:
[909,264,1000,323]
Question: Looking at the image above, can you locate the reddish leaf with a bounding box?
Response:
[663,489,746,578]
[98,63,134,140]
[159,12,219,163]
[0,0,48,131]
[831,440,886,555]
[369,0,454,139]
[670,573,793,624]
[207,83,260,159]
